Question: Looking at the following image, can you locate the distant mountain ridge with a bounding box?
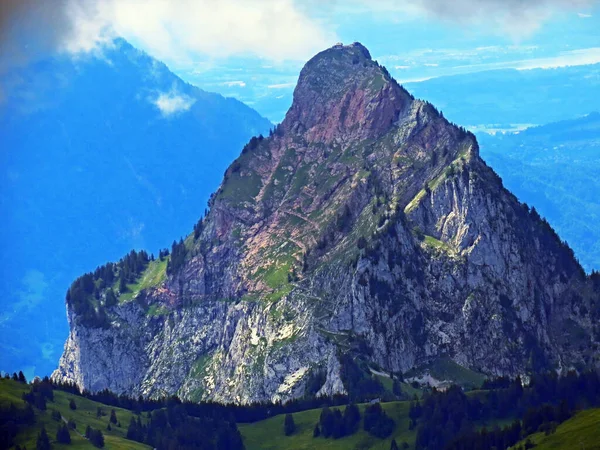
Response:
[405,64,600,132]
[54,43,599,404]
[0,38,272,378]
[479,112,600,272]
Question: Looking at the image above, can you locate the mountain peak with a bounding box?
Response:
[54,43,594,407]
[329,41,372,59]
[281,42,413,144]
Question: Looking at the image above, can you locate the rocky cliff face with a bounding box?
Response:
[53,43,599,404]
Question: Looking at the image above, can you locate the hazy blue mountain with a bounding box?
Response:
[0,39,271,378]
[405,64,600,132]
[478,112,600,272]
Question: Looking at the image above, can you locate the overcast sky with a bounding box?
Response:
[2,0,599,120]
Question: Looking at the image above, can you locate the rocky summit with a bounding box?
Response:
[53,43,599,404]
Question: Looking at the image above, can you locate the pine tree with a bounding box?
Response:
[69,399,77,410]
[18,371,27,383]
[313,423,320,437]
[393,378,403,397]
[284,413,296,436]
[320,407,334,438]
[110,409,117,424]
[390,439,399,450]
[343,403,361,434]
[119,276,127,293]
[126,417,138,440]
[89,428,104,448]
[105,289,117,308]
[56,423,71,444]
[36,427,51,450]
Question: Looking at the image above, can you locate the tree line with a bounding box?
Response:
[411,370,600,449]
[66,248,152,327]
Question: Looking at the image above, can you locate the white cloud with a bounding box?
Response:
[424,63,439,67]
[153,90,195,116]
[578,12,593,17]
[222,80,247,87]
[267,82,296,89]
[394,65,411,69]
[514,47,600,69]
[0,0,336,69]
[448,47,600,71]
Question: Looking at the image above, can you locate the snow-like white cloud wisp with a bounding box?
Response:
[153,90,196,116]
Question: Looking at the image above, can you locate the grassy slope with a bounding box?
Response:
[240,401,416,450]
[426,358,486,390]
[372,374,423,400]
[119,258,168,303]
[0,379,149,450]
[513,409,600,450]
[240,391,512,450]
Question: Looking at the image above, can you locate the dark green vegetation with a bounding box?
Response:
[479,112,600,272]
[240,371,600,450]
[0,376,244,450]
[513,408,600,449]
[67,249,155,327]
[66,242,191,327]
[0,377,149,449]
[239,401,416,450]
[317,403,363,439]
[3,369,600,449]
[283,413,295,436]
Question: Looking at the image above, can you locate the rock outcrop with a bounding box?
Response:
[53,43,599,404]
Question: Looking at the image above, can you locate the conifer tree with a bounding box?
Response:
[313,423,320,437]
[36,427,51,450]
[118,276,127,293]
[56,423,71,444]
[105,289,117,308]
[284,413,296,436]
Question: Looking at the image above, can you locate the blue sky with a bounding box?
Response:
[2,0,600,122]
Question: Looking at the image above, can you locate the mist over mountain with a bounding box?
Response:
[0,38,271,378]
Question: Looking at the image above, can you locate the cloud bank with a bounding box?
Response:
[0,0,336,73]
